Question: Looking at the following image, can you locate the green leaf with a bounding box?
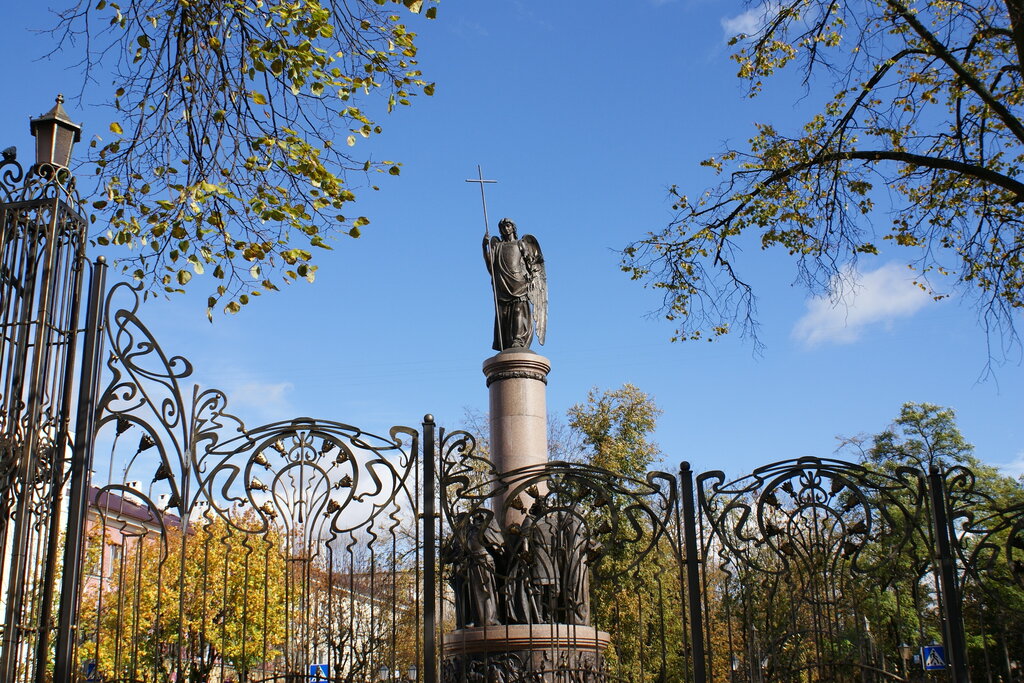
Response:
[177,270,192,286]
[251,91,268,105]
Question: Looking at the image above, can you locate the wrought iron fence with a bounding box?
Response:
[680,457,1024,683]
[76,282,430,683]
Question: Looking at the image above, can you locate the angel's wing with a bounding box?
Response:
[522,234,547,346]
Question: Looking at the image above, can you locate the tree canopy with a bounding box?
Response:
[622,0,1024,353]
[52,0,435,316]
[566,383,662,478]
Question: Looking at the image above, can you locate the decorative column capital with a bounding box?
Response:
[482,351,551,387]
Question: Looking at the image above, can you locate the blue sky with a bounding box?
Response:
[1,0,1021,480]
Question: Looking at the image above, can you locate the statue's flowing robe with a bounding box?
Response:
[487,235,545,351]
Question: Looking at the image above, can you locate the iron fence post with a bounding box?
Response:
[680,462,707,683]
[33,242,88,683]
[422,415,437,683]
[927,464,969,682]
[54,256,106,683]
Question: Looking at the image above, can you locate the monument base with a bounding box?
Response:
[442,624,611,682]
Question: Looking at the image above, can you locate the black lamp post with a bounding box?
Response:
[29,94,82,172]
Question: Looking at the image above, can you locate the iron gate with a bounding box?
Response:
[680,457,1024,682]
[76,281,432,683]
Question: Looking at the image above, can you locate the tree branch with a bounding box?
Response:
[885,0,1024,144]
[760,149,1024,200]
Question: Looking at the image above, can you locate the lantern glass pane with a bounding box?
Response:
[53,126,75,168]
[34,127,55,166]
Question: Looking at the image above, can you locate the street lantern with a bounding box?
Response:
[406,663,418,681]
[29,95,82,170]
[377,664,390,681]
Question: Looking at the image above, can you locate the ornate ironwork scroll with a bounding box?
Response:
[693,457,930,682]
[78,281,426,682]
[943,464,1024,591]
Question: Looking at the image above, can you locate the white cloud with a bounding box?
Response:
[224,380,296,424]
[792,263,932,347]
[721,2,779,39]
[997,452,1024,479]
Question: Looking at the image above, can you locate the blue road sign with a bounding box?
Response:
[922,645,947,671]
[309,663,329,680]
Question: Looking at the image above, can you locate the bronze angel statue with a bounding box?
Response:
[482,217,547,351]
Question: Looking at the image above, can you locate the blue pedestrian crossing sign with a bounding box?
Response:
[309,663,329,680]
[922,645,947,671]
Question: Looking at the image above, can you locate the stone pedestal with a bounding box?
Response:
[482,350,551,521]
[443,624,611,682]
